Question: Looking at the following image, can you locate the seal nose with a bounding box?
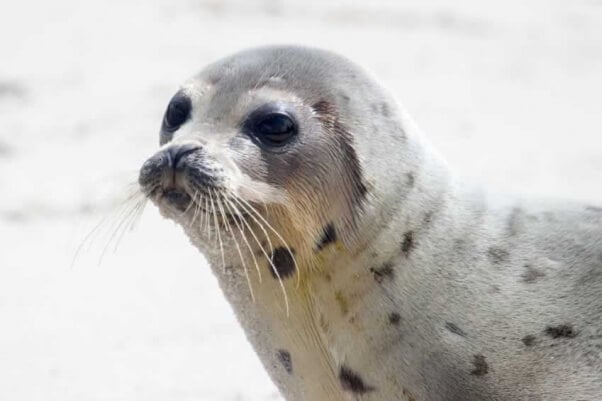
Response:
[165,143,200,170]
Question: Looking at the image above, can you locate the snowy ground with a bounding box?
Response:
[1,1,601,400]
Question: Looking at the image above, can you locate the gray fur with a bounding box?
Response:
[139,45,602,401]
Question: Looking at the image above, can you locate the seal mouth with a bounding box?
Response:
[155,186,250,225]
[160,188,193,212]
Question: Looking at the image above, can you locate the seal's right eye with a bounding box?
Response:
[243,103,298,151]
[163,92,192,132]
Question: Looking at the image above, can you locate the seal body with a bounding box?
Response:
[138,46,602,401]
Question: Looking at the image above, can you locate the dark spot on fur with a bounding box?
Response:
[389,312,401,325]
[339,365,375,394]
[545,324,578,339]
[316,223,337,250]
[445,322,466,337]
[276,349,293,374]
[370,262,394,283]
[470,354,489,376]
[312,100,368,225]
[521,264,545,283]
[406,172,415,188]
[401,231,415,257]
[522,335,537,346]
[423,211,436,226]
[334,290,349,315]
[269,247,296,279]
[586,205,602,213]
[487,247,510,265]
[402,387,417,401]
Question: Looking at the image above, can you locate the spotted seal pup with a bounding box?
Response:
[138,45,602,401]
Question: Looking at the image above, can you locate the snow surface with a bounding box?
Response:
[1,1,601,400]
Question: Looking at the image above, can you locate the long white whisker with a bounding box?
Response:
[236,196,299,282]
[98,193,146,265]
[231,196,274,255]
[223,196,262,284]
[229,196,289,316]
[72,189,143,268]
[208,191,216,243]
[214,190,255,302]
[189,191,201,227]
[212,191,228,274]
[113,198,146,253]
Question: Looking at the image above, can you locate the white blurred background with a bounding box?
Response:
[1,1,601,400]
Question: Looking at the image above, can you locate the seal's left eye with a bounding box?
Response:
[163,92,191,132]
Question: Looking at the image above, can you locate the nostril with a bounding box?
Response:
[165,143,201,169]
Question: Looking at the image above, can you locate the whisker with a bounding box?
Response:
[208,190,216,243]
[113,198,146,253]
[202,194,210,234]
[211,190,227,274]
[223,196,262,284]
[228,196,290,316]
[100,203,141,263]
[214,190,255,302]
[231,196,274,256]
[97,191,147,266]
[182,191,197,216]
[236,196,299,288]
[71,188,143,268]
[189,191,201,227]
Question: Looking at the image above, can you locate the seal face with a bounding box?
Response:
[139,46,602,401]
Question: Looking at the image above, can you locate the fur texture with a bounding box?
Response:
[139,46,602,401]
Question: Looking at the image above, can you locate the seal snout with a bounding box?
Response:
[138,142,219,210]
[164,142,200,171]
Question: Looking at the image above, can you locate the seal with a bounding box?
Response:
[138,46,602,401]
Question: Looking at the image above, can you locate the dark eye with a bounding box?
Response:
[163,92,191,132]
[245,105,298,149]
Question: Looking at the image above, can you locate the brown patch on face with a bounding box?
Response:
[312,100,368,222]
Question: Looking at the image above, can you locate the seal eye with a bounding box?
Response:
[254,113,296,146]
[163,92,191,132]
